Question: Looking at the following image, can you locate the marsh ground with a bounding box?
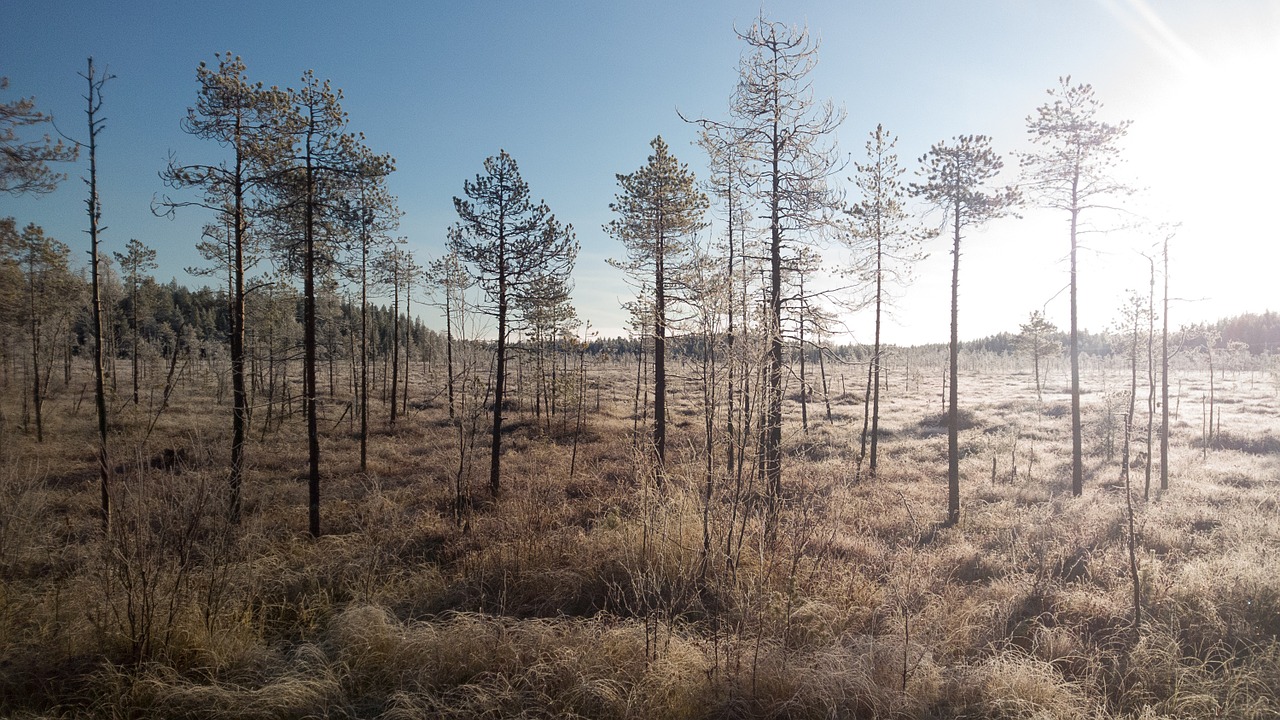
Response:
[1,349,1277,718]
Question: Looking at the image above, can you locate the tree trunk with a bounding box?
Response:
[229,111,249,524]
[765,124,783,508]
[390,260,400,430]
[1069,200,1083,497]
[445,288,455,421]
[947,205,961,526]
[1160,237,1170,491]
[86,58,111,533]
[1145,257,1156,499]
[654,241,667,483]
[360,238,369,472]
[305,162,322,538]
[869,244,884,475]
[489,238,507,497]
[130,277,140,404]
[798,292,808,435]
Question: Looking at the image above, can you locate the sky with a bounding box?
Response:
[3,0,1279,346]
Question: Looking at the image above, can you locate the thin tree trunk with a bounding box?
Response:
[1124,412,1142,633]
[765,128,784,510]
[85,57,111,532]
[859,349,873,473]
[947,204,961,527]
[799,292,808,435]
[489,236,508,497]
[390,258,400,430]
[403,279,411,416]
[818,345,833,423]
[1123,306,1138,485]
[1069,197,1083,497]
[725,199,737,481]
[360,237,369,472]
[869,238,885,474]
[1145,256,1156,499]
[228,111,249,524]
[29,290,43,442]
[654,242,667,484]
[445,287,456,421]
[1160,236,1170,491]
[130,275,139,404]
[305,161,321,538]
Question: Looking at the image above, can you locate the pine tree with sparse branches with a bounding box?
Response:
[912,134,1018,526]
[1021,77,1132,498]
[845,124,929,477]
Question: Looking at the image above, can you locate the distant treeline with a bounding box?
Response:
[955,311,1280,357]
[1212,311,1280,354]
[59,278,439,362]
[82,281,1280,361]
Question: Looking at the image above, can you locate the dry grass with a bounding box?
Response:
[0,351,1278,718]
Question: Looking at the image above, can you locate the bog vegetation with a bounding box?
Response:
[3,14,1279,720]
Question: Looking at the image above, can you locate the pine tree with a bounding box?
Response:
[113,238,157,405]
[273,70,393,537]
[845,124,928,477]
[912,135,1018,526]
[0,77,78,195]
[607,136,708,483]
[160,53,293,523]
[450,151,577,497]
[0,221,76,442]
[1021,77,1132,498]
[1015,310,1060,401]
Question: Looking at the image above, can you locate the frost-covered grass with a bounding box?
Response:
[1,353,1278,718]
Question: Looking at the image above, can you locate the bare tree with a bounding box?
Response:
[688,14,843,507]
[698,130,753,483]
[79,58,114,532]
[427,249,471,423]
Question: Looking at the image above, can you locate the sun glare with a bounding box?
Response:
[1123,18,1280,317]
[1137,40,1279,207]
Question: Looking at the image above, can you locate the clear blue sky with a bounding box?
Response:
[4,1,1278,344]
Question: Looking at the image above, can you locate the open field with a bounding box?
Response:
[2,349,1278,719]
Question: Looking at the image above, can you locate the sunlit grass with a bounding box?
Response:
[0,352,1278,717]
